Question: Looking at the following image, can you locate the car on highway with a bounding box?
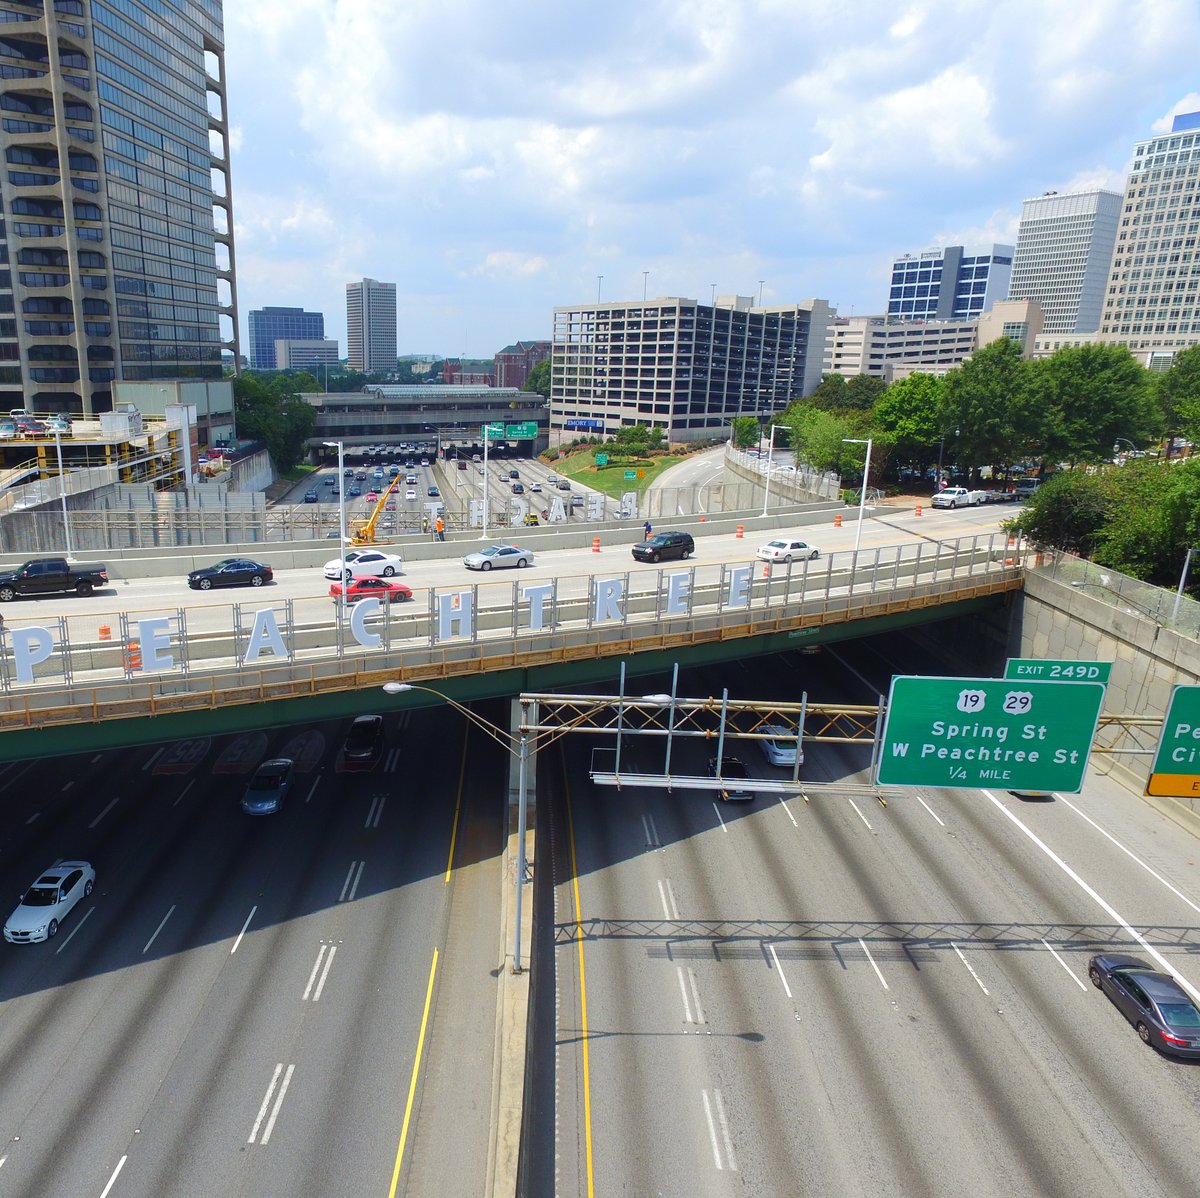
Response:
[427,485,440,497]
[341,714,384,768]
[304,488,319,503]
[365,491,379,503]
[757,538,820,563]
[509,469,520,479]
[349,484,362,497]
[632,531,694,563]
[323,476,336,486]
[463,544,534,571]
[187,558,274,590]
[556,479,572,491]
[530,482,542,493]
[405,488,417,500]
[4,861,95,943]
[328,576,413,603]
[1088,953,1200,1057]
[758,723,804,767]
[707,754,755,802]
[241,758,294,815]
[931,486,987,509]
[323,548,403,581]
[512,482,525,494]
[355,471,366,481]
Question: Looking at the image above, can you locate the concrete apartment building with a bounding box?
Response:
[551,295,832,445]
[1007,190,1122,334]
[887,244,1014,321]
[0,0,239,416]
[274,339,339,372]
[494,340,550,389]
[345,278,397,372]
[248,306,325,369]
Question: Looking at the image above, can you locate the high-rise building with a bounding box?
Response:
[1007,191,1121,334]
[551,295,832,444]
[1100,112,1200,343]
[248,306,324,369]
[345,278,397,373]
[887,245,1013,321]
[274,339,339,374]
[0,0,239,416]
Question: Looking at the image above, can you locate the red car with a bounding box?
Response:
[329,576,413,603]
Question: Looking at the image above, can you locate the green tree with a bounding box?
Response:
[522,359,551,397]
[782,403,863,474]
[842,374,887,411]
[807,374,847,411]
[731,416,759,448]
[611,422,665,454]
[1159,345,1200,442]
[233,374,317,472]
[1010,469,1117,557]
[1030,344,1159,465]
[871,372,944,455]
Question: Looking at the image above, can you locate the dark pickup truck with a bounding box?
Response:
[0,557,108,601]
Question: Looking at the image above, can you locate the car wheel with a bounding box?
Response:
[949,500,957,509]
[783,555,792,564]
[47,919,58,938]
[681,549,691,560]
[0,586,14,602]
[250,574,264,587]
[1088,965,1103,989]
[199,578,213,591]
[810,550,819,560]
[481,561,492,571]
[517,558,529,568]
[76,580,93,596]
[651,552,661,563]
[1136,1021,1153,1046]
[398,591,412,602]
[382,565,396,577]
[345,570,354,583]
[84,879,93,897]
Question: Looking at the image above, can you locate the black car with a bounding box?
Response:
[187,558,274,590]
[1088,952,1200,1057]
[304,488,319,503]
[707,754,755,802]
[632,532,695,563]
[341,714,384,768]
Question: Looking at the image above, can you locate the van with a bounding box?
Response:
[1013,478,1042,501]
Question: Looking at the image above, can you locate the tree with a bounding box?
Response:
[1009,469,1117,557]
[781,403,863,474]
[1160,345,1200,442]
[522,359,551,397]
[1030,344,1159,465]
[871,372,944,455]
[611,422,665,454]
[842,374,887,411]
[233,373,317,472]
[731,416,759,448]
[807,374,847,411]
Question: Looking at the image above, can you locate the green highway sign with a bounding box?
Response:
[505,422,538,439]
[624,470,637,480]
[1005,658,1112,683]
[595,453,609,466]
[876,675,1106,793]
[1147,685,1200,798]
[481,422,505,439]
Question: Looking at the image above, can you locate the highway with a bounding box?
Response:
[542,639,1200,1197]
[0,704,506,1197]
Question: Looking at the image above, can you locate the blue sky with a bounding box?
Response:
[224,0,1200,362]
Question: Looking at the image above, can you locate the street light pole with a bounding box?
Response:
[481,422,489,539]
[843,437,873,558]
[323,440,346,603]
[1172,546,1198,623]
[53,428,73,559]
[761,423,778,517]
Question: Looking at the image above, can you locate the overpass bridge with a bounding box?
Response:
[0,527,1024,759]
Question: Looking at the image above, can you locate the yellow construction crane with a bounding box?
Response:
[350,474,402,545]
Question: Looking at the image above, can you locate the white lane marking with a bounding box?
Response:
[642,813,660,847]
[658,878,680,921]
[981,789,1200,1005]
[62,779,74,792]
[1041,938,1087,991]
[24,812,38,825]
[777,795,798,826]
[915,792,945,826]
[711,802,729,830]
[304,777,320,804]
[1057,794,1200,916]
[847,798,872,830]
[686,967,705,1025]
[143,905,175,954]
[859,939,889,990]
[249,1063,295,1144]
[174,778,195,807]
[701,1089,723,1169]
[339,860,365,903]
[677,965,695,1024]
[767,943,793,998]
[142,746,165,771]
[384,746,402,773]
[231,905,256,955]
[713,1088,738,1171]
[54,907,93,955]
[99,1155,127,1198]
[302,943,337,1001]
[88,796,119,829]
[365,793,386,829]
[951,942,990,995]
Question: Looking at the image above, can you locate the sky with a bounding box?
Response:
[223,0,1200,362]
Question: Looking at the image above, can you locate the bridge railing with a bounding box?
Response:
[0,533,1025,728]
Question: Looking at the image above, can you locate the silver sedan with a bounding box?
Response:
[463,545,535,571]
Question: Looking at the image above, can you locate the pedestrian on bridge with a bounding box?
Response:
[643,519,652,540]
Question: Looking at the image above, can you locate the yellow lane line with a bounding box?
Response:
[388,946,439,1198]
[444,724,470,883]
[565,773,596,1197]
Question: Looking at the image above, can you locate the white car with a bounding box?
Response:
[322,548,403,581]
[756,539,820,563]
[4,861,95,943]
[405,488,417,500]
[530,483,542,493]
[758,724,804,767]
[463,545,534,571]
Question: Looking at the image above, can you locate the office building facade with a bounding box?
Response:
[248,306,324,369]
[1007,190,1121,334]
[345,277,396,373]
[274,339,338,373]
[0,0,239,416]
[551,295,832,445]
[887,244,1013,321]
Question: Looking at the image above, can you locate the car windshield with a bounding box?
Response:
[767,541,787,549]
[1159,1001,1200,1027]
[250,766,286,789]
[23,885,60,906]
[481,547,502,556]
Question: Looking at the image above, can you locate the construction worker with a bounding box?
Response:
[436,516,445,542]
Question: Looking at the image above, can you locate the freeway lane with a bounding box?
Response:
[0,704,504,1197]
[547,645,1200,1197]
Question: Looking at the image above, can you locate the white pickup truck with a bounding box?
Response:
[931,486,989,509]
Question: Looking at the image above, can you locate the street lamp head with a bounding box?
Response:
[641,693,674,705]
[382,682,411,695]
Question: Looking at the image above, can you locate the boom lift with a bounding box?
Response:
[350,474,401,545]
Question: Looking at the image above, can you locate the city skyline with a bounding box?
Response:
[224,2,1200,361]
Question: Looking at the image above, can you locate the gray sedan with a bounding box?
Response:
[463,545,535,571]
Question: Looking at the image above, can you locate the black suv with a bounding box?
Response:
[707,754,754,802]
[632,531,695,563]
[342,714,384,768]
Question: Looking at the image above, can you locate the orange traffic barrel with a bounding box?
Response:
[736,524,744,539]
[834,513,843,527]
[98,624,112,640]
[125,641,142,671]
[915,505,922,518]
[592,538,600,553]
